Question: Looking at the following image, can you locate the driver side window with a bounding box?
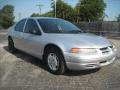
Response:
[24,19,41,35]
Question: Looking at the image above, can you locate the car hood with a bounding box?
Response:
[45,33,112,48]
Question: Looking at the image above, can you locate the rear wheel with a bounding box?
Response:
[45,47,66,75]
[8,37,16,53]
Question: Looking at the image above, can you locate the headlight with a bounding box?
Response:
[70,48,97,54]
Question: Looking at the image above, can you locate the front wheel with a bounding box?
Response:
[45,48,66,75]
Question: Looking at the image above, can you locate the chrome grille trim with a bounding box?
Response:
[99,46,113,54]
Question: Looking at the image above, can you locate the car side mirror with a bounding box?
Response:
[30,29,41,35]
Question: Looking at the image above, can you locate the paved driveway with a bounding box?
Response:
[0,31,120,90]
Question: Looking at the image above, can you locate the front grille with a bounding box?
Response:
[110,46,113,49]
[99,46,113,54]
[100,47,108,50]
[100,60,107,64]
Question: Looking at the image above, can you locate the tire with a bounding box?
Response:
[8,37,16,53]
[45,47,66,75]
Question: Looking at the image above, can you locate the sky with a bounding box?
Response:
[0,0,120,21]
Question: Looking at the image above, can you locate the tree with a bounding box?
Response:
[0,5,15,29]
[31,0,107,22]
[31,0,75,22]
[77,0,106,22]
[116,14,120,22]
[30,13,41,17]
[42,11,54,17]
[51,0,55,17]
[30,11,54,17]
[74,1,81,23]
[51,0,75,21]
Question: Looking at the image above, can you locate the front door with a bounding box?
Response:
[22,19,42,57]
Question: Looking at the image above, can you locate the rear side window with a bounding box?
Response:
[15,19,26,32]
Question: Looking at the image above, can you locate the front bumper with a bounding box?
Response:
[64,50,117,70]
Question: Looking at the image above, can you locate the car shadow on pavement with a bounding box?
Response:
[3,46,100,76]
[64,68,100,76]
[3,46,48,71]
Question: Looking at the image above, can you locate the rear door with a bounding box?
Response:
[13,19,26,50]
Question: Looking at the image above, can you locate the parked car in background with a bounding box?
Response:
[8,17,117,74]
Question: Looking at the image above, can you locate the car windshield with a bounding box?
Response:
[37,18,83,34]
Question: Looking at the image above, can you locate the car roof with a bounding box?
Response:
[24,17,59,20]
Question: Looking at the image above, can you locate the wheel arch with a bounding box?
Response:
[8,35,12,39]
[43,43,64,57]
[43,43,67,70]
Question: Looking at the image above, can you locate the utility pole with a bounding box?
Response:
[55,0,56,18]
[36,3,44,15]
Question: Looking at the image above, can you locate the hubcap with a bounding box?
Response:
[47,53,59,71]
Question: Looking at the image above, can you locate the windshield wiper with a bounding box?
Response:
[69,30,83,33]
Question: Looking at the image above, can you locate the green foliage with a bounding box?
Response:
[56,0,72,20]
[78,0,106,21]
[51,0,106,22]
[31,0,106,22]
[51,0,55,9]
[51,0,76,22]
[0,24,3,29]
[0,5,15,29]
[30,13,41,17]
[30,11,54,17]
[42,11,54,17]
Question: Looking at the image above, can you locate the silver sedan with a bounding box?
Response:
[8,17,117,74]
